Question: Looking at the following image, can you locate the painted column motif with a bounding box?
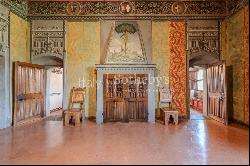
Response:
[169,21,187,116]
[244,5,249,125]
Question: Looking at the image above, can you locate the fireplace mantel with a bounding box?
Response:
[95,64,156,124]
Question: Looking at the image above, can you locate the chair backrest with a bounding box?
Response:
[70,87,86,110]
[159,86,173,108]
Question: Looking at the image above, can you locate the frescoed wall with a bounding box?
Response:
[9,12,30,126]
[66,20,188,119]
[10,12,30,63]
[152,21,170,85]
[169,21,187,117]
[66,21,100,117]
[221,6,249,125]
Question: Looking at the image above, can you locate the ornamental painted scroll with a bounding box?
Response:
[67,2,81,15]
[119,1,133,15]
[171,1,186,15]
[105,21,147,64]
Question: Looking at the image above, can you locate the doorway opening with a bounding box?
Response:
[45,66,64,120]
[189,66,206,120]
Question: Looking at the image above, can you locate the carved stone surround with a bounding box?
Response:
[0,4,10,129]
[95,64,156,124]
[31,20,65,63]
[187,20,220,60]
[0,4,9,56]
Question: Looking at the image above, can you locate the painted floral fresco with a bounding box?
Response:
[105,21,147,64]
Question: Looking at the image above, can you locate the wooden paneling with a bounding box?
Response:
[207,62,228,125]
[104,74,148,122]
[13,61,45,126]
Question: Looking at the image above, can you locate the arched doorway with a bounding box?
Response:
[188,55,220,120]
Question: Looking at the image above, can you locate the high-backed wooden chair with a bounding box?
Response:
[157,86,178,125]
[64,87,86,126]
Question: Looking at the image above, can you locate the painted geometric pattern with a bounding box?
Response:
[244,5,249,125]
[169,22,187,116]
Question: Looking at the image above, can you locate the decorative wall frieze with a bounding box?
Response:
[0,0,27,20]
[0,4,9,56]
[27,0,227,20]
[31,20,64,62]
[95,64,156,71]
[187,20,220,60]
[227,0,249,17]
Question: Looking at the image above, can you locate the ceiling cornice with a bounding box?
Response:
[0,0,248,20]
[27,0,228,20]
[0,0,27,20]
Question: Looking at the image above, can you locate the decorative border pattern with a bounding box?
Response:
[0,0,248,20]
[0,0,27,20]
[27,0,227,20]
[243,5,249,125]
[169,21,187,116]
[227,0,249,17]
[31,20,65,61]
[0,4,9,55]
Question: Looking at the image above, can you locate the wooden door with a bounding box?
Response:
[104,74,127,122]
[126,74,148,121]
[103,74,148,122]
[207,62,228,125]
[13,61,45,126]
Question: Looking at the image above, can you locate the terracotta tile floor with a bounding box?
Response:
[0,118,248,165]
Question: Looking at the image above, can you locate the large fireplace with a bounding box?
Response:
[95,64,156,124]
[96,20,155,123]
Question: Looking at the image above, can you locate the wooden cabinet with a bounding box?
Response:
[103,74,148,122]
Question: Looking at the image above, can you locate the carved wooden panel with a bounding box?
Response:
[13,61,45,126]
[207,62,227,125]
[104,74,148,122]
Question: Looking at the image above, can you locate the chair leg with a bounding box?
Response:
[75,114,80,126]
[174,114,178,125]
[64,114,70,126]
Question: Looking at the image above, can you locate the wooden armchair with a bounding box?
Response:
[63,87,86,126]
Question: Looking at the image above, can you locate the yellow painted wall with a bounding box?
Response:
[152,21,170,117]
[221,8,246,123]
[9,12,30,124]
[152,21,170,83]
[10,12,30,63]
[66,21,100,117]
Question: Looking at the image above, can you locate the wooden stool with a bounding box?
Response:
[162,108,178,125]
[64,110,81,126]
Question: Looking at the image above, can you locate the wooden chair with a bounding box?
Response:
[64,87,86,126]
[157,86,178,125]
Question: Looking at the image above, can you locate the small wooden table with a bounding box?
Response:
[161,107,178,125]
